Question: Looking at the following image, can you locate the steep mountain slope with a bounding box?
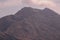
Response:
[0,15,15,32]
[0,7,60,40]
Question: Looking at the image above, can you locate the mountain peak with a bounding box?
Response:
[22,7,33,9]
[14,7,59,19]
[44,8,50,10]
[43,8,54,12]
[15,7,33,15]
[22,7,51,11]
[15,7,58,16]
[0,7,60,40]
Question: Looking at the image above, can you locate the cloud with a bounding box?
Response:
[0,0,59,9]
[0,0,21,8]
[22,0,60,14]
[0,0,60,14]
[22,0,56,8]
[24,0,56,8]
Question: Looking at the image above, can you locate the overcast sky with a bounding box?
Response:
[0,0,60,18]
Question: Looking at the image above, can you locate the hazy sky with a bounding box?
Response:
[0,0,60,18]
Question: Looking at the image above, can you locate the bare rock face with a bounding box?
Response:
[0,7,60,40]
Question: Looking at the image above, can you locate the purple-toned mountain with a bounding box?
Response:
[0,7,60,40]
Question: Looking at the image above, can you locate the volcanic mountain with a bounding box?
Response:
[0,7,60,40]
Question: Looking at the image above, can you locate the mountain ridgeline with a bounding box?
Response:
[0,7,60,40]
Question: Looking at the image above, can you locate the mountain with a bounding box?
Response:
[0,7,60,40]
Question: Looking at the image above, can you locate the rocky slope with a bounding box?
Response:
[0,32,17,40]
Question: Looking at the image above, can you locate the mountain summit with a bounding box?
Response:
[0,7,60,40]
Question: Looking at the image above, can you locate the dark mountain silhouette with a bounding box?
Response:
[0,7,60,40]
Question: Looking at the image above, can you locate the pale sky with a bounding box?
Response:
[0,0,60,18]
